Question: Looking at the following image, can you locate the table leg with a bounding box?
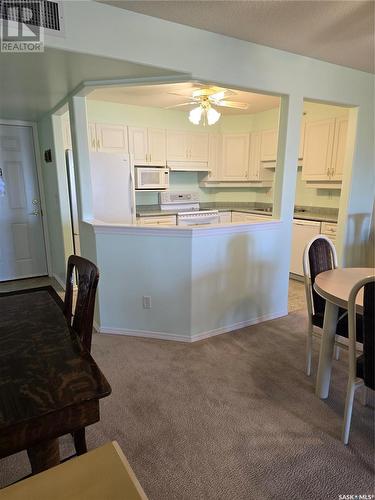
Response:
[315,302,339,399]
[27,438,60,474]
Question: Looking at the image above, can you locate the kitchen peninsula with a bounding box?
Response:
[85,214,284,342]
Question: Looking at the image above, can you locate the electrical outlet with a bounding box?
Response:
[143,296,151,309]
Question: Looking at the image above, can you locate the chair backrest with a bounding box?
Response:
[303,235,338,317]
[63,255,99,352]
[348,276,375,389]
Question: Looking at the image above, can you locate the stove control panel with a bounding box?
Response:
[159,191,199,205]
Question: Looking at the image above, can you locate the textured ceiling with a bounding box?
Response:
[99,0,375,73]
[88,82,281,114]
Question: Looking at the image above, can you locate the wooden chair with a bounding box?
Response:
[63,255,100,454]
[64,255,99,353]
[303,236,362,376]
[342,276,374,445]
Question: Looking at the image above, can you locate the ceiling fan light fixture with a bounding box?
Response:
[189,106,203,125]
[207,107,221,125]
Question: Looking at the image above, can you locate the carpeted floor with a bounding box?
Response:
[1,310,374,499]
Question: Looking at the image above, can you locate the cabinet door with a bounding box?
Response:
[298,121,305,160]
[221,134,249,181]
[204,134,221,181]
[260,129,278,162]
[166,130,188,161]
[148,128,166,166]
[128,127,148,165]
[88,123,97,151]
[95,123,128,153]
[331,117,348,181]
[218,211,232,224]
[301,119,335,181]
[248,132,261,180]
[188,132,209,161]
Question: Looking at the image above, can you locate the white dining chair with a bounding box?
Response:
[342,275,374,445]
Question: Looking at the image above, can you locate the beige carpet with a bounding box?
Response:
[1,311,374,499]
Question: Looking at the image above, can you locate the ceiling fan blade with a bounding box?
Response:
[167,91,201,100]
[214,100,249,110]
[164,102,196,109]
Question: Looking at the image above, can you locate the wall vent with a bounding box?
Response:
[0,0,64,35]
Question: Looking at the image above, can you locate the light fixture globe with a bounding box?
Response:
[189,106,203,125]
[188,100,221,126]
[207,107,221,125]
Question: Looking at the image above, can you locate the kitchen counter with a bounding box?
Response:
[136,204,338,223]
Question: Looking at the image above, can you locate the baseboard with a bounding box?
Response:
[190,310,288,342]
[52,273,66,291]
[96,309,288,343]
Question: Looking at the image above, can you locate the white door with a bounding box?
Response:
[0,124,47,281]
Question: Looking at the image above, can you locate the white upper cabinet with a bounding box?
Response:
[89,123,129,153]
[221,134,250,181]
[204,133,222,181]
[302,117,347,182]
[330,117,348,181]
[189,132,209,161]
[248,131,262,181]
[147,128,167,166]
[260,129,278,162]
[302,119,335,181]
[166,130,189,162]
[166,130,209,169]
[129,127,166,166]
[298,121,305,160]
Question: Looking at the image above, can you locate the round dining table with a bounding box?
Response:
[314,267,375,399]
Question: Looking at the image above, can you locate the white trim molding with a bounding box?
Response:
[86,219,282,238]
[95,309,288,343]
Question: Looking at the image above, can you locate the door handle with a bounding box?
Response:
[29,210,40,216]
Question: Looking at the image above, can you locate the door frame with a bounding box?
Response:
[0,119,52,278]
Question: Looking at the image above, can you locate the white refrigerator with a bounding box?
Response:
[89,152,136,224]
[65,149,81,255]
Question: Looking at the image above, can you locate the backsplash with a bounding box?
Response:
[135,170,340,209]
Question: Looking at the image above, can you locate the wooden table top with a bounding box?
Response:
[0,287,111,433]
[0,441,148,500]
[314,267,375,312]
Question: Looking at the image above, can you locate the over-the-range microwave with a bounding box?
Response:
[134,167,169,190]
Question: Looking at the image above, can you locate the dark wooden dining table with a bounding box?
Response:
[0,286,111,474]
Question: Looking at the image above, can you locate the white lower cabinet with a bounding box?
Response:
[231,212,270,223]
[218,211,232,224]
[137,215,177,226]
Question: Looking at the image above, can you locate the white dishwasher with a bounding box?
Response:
[290,219,321,277]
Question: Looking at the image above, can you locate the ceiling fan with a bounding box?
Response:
[166,86,249,126]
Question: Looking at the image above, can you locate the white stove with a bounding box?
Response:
[159,191,219,226]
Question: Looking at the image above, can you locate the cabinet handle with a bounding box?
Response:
[149,153,151,162]
[97,138,100,150]
[92,138,96,149]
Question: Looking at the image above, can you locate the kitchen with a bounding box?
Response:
[59,82,349,340]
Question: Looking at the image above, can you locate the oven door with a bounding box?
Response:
[135,168,169,190]
[177,211,219,226]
